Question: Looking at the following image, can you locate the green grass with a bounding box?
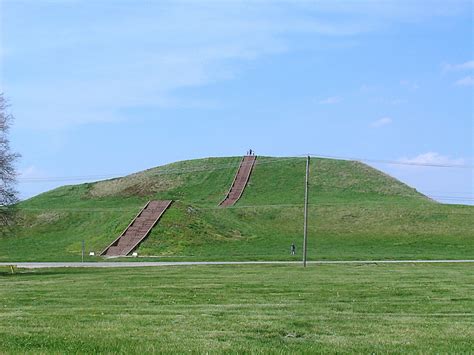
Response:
[1,156,473,261]
[0,264,472,353]
[2,157,471,353]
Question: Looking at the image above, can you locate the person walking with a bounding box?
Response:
[290,243,296,255]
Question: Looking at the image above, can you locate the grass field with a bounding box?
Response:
[0,264,472,353]
[1,157,473,261]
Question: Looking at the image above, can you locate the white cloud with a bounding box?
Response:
[4,0,471,129]
[442,60,474,86]
[443,60,474,72]
[5,1,373,129]
[318,96,342,105]
[370,117,392,128]
[298,0,470,21]
[399,152,465,166]
[400,80,419,90]
[455,75,474,86]
[372,97,405,105]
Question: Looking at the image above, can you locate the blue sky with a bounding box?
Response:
[1,0,472,204]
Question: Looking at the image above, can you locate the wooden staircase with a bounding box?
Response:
[101,200,172,256]
[219,155,256,207]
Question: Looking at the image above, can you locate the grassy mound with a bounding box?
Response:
[1,157,473,261]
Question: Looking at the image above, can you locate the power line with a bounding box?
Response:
[423,190,474,194]
[305,154,474,169]
[17,153,473,183]
[431,197,474,202]
[17,157,300,183]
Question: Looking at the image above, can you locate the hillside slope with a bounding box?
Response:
[2,157,473,261]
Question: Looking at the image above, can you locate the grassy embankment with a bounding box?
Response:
[1,157,473,261]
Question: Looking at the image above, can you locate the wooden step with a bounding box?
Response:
[219,155,256,207]
[101,200,173,256]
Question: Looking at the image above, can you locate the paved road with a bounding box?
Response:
[1,260,473,269]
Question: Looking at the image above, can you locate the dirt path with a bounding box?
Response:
[1,260,473,269]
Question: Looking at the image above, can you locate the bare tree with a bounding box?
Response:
[0,93,20,230]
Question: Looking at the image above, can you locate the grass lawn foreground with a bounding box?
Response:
[1,263,473,353]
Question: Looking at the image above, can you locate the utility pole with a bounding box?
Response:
[303,155,310,267]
